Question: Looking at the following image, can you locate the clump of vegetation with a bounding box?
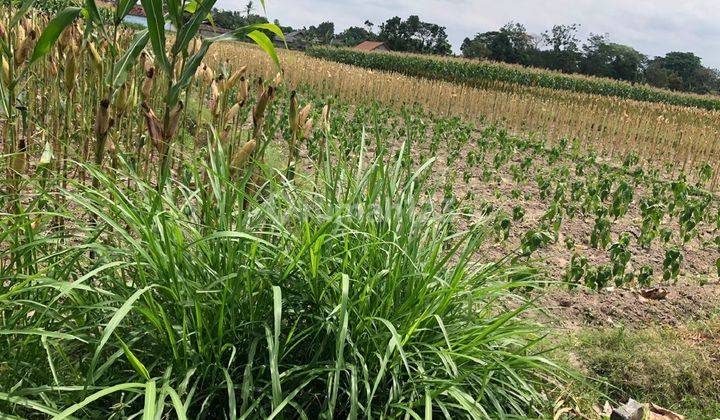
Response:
[0,2,566,418]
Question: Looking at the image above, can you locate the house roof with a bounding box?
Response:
[284,31,305,42]
[354,41,386,52]
[199,24,229,35]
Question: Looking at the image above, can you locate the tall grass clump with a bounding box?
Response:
[0,1,565,417]
[0,129,562,417]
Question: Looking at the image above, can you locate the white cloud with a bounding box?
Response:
[216,0,720,68]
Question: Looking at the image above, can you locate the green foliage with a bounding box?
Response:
[0,135,562,418]
[586,264,613,290]
[590,209,611,249]
[565,253,588,287]
[637,265,654,287]
[494,211,511,241]
[519,229,553,257]
[609,180,633,219]
[663,247,684,283]
[461,22,534,65]
[679,197,711,243]
[307,47,720,110]
[377,15,451,55]
[512,205,525,222]
[639,198,664,248]
[608,234,633,286]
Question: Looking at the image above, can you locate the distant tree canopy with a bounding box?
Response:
[307,22,336,44]
[211,8,268,29]
[580,34,646,82]
[335,26,376,47]
[461,22,720,94]
[378,16,452,55]
[461,22,534,65]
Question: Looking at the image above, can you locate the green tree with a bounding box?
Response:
[308,21,335,44]
[663,52,702,90]
[643,53,717,93]
[692,67,720,94]
[212,8,268,30]
[461,22,535,65]
[581,34,646,82]
[379,15,452,55]
[461,36,491,59]
[335,26,375,46]
[540,24,582,73]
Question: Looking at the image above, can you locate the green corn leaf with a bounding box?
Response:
[166,40,210,107]
[0,329,85,342]
[30,7,82,64]
[172,0,218,56]
[327,274,350,417]
[168,22,284,106]
[223,369,237,420]
[183,0,198,12]
[114,0,139,26]
[139,0,169,72]
[267,286,283,411]
[0,392,62,417]
[246,30,280,68]
[54,383,146,420]
[208,23,285,69]
[108,29,150,88]
[163,385,188,420]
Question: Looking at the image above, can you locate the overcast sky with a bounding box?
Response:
[214,0,720,68]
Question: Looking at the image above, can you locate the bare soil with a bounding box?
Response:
[356,119,720,329]
[531,282,720,329]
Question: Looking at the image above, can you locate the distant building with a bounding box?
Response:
[273,30,313,50]
[354,41,389,52]
[199,24,229,38]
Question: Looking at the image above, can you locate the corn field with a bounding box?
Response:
[307,46,720,111]
[211,44,720,182]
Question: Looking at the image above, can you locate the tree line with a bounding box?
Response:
[211,5,720,95]
[460,23,720,94]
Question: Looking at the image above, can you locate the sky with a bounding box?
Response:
[214,0,720,69]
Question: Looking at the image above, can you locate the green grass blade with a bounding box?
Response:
[53,383,146,419]
[87,286,154,384]
[142,380,156,420]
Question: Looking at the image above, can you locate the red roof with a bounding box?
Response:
[354,41,386,52]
